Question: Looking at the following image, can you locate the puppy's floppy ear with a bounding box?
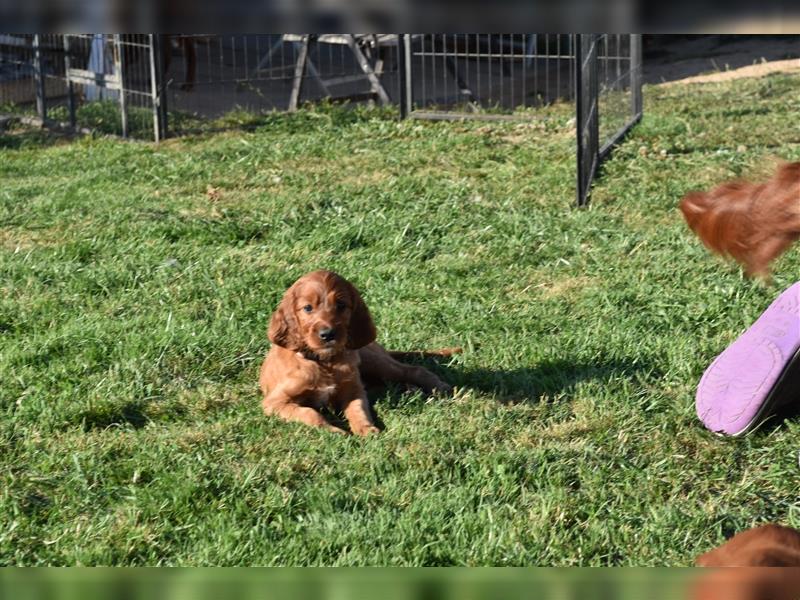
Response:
[679,191,707,217]
[345,281,376,349]
[679,191,711,232]
[268,290,304,351]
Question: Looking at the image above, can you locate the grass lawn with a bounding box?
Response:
[2,73,800,566]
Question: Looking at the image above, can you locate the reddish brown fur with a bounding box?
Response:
[259,270,456,435]
[691,525,800,600]
[679,162,800,277]
[697,525,800,567]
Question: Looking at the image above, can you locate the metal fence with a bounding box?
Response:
[399,34,577,118]
[0,33,643,204]
[0,34,163,140]
[576,34,642,206]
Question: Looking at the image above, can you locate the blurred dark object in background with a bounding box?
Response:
[2,0,800,34]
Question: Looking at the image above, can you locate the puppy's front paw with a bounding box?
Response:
[430,380,453,395]
[352,424,381,437]
[325,424,350,435]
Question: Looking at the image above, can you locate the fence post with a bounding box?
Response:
[397,34,408,118]
[113,34,128,138]
[32,34,47,124]
[148,34,167,141]
[289,35,313,112]
[403,34,414,117]
[63,35,76,128]
[575,34,599,207]
[630,34,643,118]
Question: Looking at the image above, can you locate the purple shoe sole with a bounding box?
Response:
[697,282,800,436]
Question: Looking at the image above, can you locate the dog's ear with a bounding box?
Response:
[679,191,706,217]
[268,290,304,351]
[679,191,713,234]
[346,281,376,349]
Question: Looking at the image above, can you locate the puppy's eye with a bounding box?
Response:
[302,305,313,313]
[335,301,346,311]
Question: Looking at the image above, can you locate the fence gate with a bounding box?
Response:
[0,34,167,141]
[60,34,168,141]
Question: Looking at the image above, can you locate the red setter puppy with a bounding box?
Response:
[679,162,800,277]
[691,524,800,600]
[259,270,457,435]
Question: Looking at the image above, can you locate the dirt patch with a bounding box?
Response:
[539,276,595,299]
[645,35,800,85]
[0,226,63,251]
[661,58,800,86]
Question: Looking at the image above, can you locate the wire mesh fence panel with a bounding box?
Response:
[3,31,643,206]
[0,34,160,140]
[162,34,403,134]
[576,34,642,206]
[597,34,642,157]
[403,34,576,119]
[0,34,65,114]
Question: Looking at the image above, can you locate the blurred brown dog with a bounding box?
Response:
[259,270,457,435]
[691,525,800,600]
[679,162,800,278]
[697,524,800,567]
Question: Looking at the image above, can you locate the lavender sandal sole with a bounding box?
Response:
[697,282,800,436]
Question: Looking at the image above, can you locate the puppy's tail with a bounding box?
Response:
[387,347,462,361]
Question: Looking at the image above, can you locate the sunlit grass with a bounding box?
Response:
[1,73,800,565]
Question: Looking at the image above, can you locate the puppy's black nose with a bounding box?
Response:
[319,328,336,342]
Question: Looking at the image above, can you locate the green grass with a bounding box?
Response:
[2,73,800,566]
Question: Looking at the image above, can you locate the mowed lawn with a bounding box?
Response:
[2,73,800,566]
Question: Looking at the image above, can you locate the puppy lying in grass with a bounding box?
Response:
[679,162,800,278]
[259,270,457,435]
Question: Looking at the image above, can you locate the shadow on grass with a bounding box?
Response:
[457,357,662,404]
[78,400,165,431]
[0,127,77,150]
[754,401,800,437]
[367,356,662,415]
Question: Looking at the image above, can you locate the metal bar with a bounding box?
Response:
[410,111,525,122]
[158,35,169,138]
[0,33,33,48]
[631,34,642,118]
[289,35,312,111]
[347,35,391,105]
[397,34,408,118]
[475,34,480,108]
[65,68,121,88]
[403,34,414,114]
[32,34,46,122]
[556,34,561,106]
[575,34,599,207]
[148,34,160,141]
[444,55,475,103]
[420,36,427,111]
[63,35,76,128]
[575,34,585,207]
[148,34,167,141]
[113,34,128,138]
